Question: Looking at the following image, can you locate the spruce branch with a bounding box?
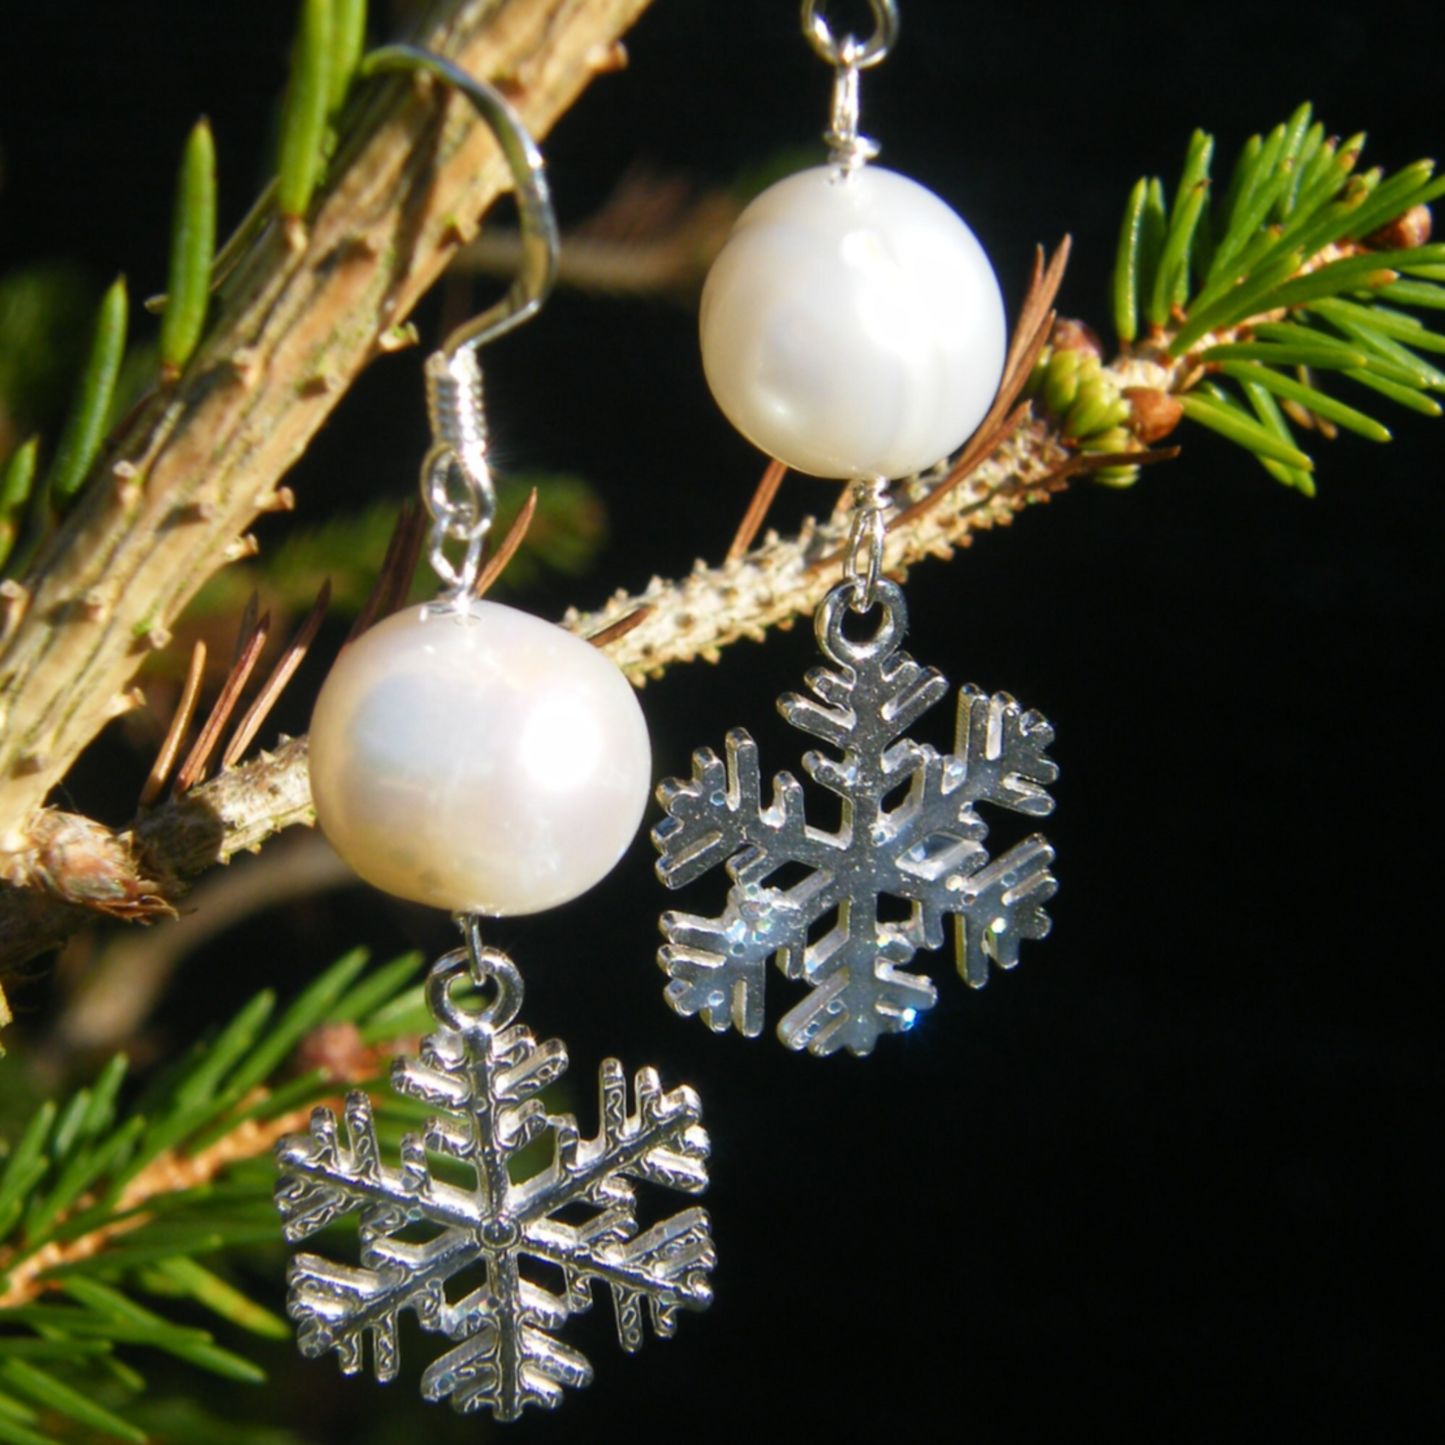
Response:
[0,237,1085,971]
[0,949,426,1443]
[1091,103,1445,491]
[0,0,655,865]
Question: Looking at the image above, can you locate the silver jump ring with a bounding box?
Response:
[425,917,525,1036]
[427,515,485,599]
[423,446,494,599]
[843,477,889,611]
[423,449,495,541]
[802,0,899,69]
[844,504,886,611]
[818,576,907,662]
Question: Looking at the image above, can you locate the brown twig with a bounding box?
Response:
[586,605,653,649]
[1035,445,1181,484]
[0,238,1163,975]
[473,487,538,598]
[0,1102,317,1309]
[221,580,331,770]
[138,640,207,808]
[0,400,1074,971]
[727,459,788,562]
[174,611,270,794]
[889,401,1033,533]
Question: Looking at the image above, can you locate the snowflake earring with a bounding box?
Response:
[275,47,714,1421]
[654,0,1060,1057]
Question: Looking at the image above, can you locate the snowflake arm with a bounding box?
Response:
[953,686,1058,816]
[951,833,1057,987]
[653,729,835,887]
[777,899,937,1055]
[779,648,948,755]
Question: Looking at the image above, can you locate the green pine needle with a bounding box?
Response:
[1380,278,1445,309]
[1135,178,1168,324]
[1113,177,1149,344]
[1,949,428,1419]
[0,1104,56,1232]
[1146,130,1214,329]
[1178,392,1316,470]
[0,1406,61,1445]
[1318,296,1445,352]
[138,1258,290,1341]
[1237,369,1315,494]
[42,275,128,509]
[1111,109,1445,487]
[1216,361,1392,442]
[1342,367,1444,416]
[329,0,367,114]
[59,1280,265,1384]
[1246,322,1371,365]
[159,119,218,377]
[0,438,39,571]
[276,0,334,221]
[0,1358,145,1444]
[1308,298,1445,387]
[1198,338,1367,370]
[329,948,426,1024]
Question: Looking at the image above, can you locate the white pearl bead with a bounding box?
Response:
[700,165,1007,481]
[308,600,652,916]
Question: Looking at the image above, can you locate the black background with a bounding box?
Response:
[1,1,1442,1441]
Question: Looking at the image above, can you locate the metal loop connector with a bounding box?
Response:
[421,348,496,598]
[426,915,525,1037]
[803,2,896,171]
[843,477,890,612]
[361,44,560,604]
[823,37,880,172]
[802,0,899,69]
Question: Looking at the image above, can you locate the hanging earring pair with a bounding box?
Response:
[274,47,714,1423]
[655,0,1060,1058]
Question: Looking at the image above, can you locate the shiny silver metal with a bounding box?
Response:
[435,912,523,1033]
[365,45,559,354]
[802,0,899,68]
[363,44,560,601]
[843,477,889,611]
[802,0,898,168]
[654,578,1059,1057]
[275,925,715,1422]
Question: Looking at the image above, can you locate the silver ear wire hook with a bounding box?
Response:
[362,44,561,603]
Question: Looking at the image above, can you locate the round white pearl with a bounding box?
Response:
[699,165,1007,481]
[308,600,652,916]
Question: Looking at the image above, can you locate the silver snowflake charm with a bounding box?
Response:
[274,939,714,1421]
[654,578,1058,1057]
